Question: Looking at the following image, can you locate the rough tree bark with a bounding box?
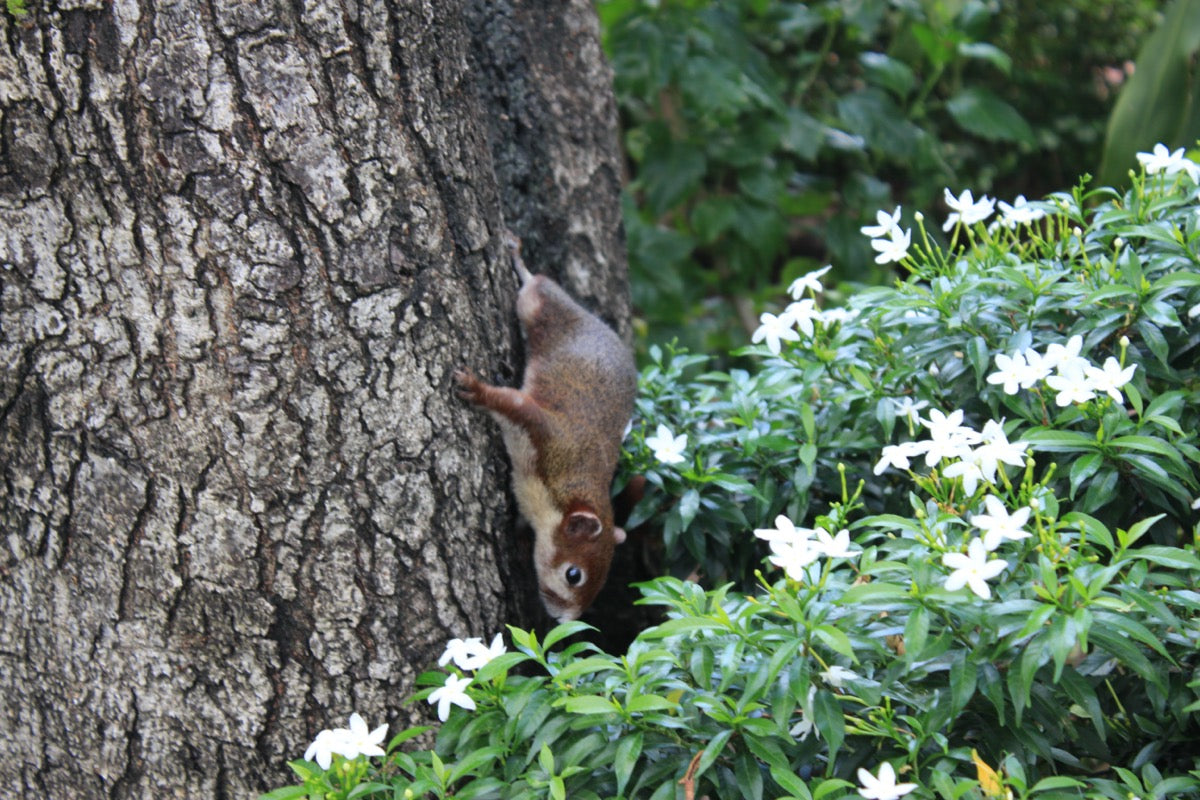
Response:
[0,0,629,796]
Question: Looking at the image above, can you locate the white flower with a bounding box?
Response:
[987,352,1029,395]
[973,420,1029,482]
[972,495,1033,551]
[753,514,811,544]
[303,713,387,769]
[441,634,507,671]
[920,409,978,443]
[890,397,928,425]
[814,527,856,559]
[870,225,912,265]
[818,306,858,325]
[942,538,1008,599]
[943,188,995,231]
[996,195,1046,228]
[470,633,508,669]
[428,674,476,721]
[789,715,817,740]
[857,761,918,800]
[1137,143,1200,182]
[768,536,821,579]
[873,441,928,475]
[820,665,859,688]
[860,206,903,238]
[919,409,981,466]
[1046,360,1096,406]
[1017,348,1052,387]
[439,637,483,668]
[784,298,822,338]
[788,265,832,298]
[1084,357,1136,404]
[305,728,351,770]
[646,423,688,465]
[752,311,801,355]
[1042,335,1087,374]
[942,459,985,495]
[341,713,387,760]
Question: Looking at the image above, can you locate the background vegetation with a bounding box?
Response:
[601,0,1160,354]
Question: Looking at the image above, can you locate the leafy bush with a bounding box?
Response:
[625,163,1200,588]
[602,0,1159,354]
[261,156,1200,800]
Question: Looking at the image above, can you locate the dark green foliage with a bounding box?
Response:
[1100,0,1200,186]
[601,0,1160,356]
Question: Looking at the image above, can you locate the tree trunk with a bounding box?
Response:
[0,0,629,795]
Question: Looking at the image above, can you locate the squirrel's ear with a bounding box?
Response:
[564,511,603,540]
[613,527,627,545]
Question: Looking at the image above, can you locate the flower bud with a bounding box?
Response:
[1119,335,1130,348]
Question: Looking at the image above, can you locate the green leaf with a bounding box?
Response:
[1069,453,1103,499]
[538,742,556,773]
[950,655,978,715]
[543,620,596,651]
[946,87,1034,145]
[678,488,701,530]
[693,728,734,782]
[1131,545,1200,570]
[812,690,844,760]
[385,725,433,753]
[626,694,677,714]
[814,625,856,662]
[559,695,620,716]
[554,657,621,682]
[614,731,643,796]
[257,787,309,800]
[735,748,765,800]
[860,52,916,98]
[771,764,813,799]
[346,783,392,799]
[1031,776,1087,792]
[957,42,1013,75]
[1022,429,1100,452]
[903,605,930,662]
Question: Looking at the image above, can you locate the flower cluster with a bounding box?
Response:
[303,713,388,770]
[986,334,1136,407]
[874,410,1028,496]
[428,633,507,721]
[873,410,1035,599]
[860,206,912,265]
[1137,143,1200,182]
[753,514,858,580]
[751,266,857,354]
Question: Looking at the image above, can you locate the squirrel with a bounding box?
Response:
[456,232,637,622]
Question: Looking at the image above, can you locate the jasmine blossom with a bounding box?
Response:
[942,538,1007,599]
[857,762,917,800]
[752,311,801,355]
[646,423,688,465]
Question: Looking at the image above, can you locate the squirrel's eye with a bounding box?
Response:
[565,566,583,586]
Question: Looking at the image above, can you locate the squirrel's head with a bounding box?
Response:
[534,507,626,622]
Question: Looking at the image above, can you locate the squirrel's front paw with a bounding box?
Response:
[454,368,483,402]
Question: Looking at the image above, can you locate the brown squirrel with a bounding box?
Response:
[456,232,637,622]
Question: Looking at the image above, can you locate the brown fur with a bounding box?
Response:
[456,233,637,621]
